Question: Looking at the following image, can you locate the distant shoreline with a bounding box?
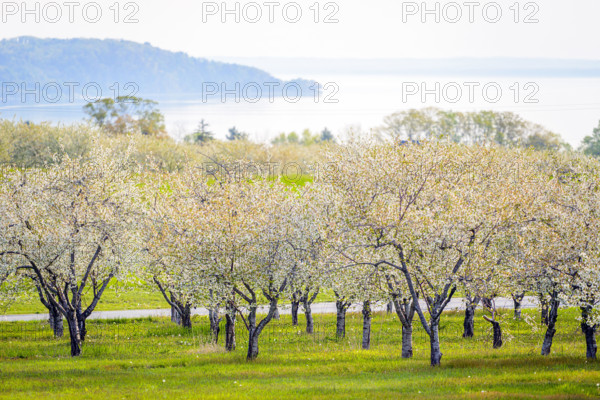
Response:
[214,57,600,78]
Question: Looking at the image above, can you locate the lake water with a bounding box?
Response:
[1,74,599,147]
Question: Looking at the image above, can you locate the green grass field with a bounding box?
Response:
[2,284,168,315]
[1,284,338,315]
[1,308,598,399]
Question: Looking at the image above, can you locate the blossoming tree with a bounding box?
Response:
[323,140,538,366]
[0,144,139,356]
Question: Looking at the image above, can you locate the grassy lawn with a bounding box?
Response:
[0,308,598,399]
[2,284,168,315]
[1,284,338,315]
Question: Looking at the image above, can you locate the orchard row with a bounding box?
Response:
[1,138,598,365]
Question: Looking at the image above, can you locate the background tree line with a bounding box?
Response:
[81,96,600,157]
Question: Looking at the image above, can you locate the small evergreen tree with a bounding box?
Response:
[320,128,335,142]
[185,119,214,144]
[227,127,248,141]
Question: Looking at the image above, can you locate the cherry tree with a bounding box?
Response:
[237,181,308,360]
[138,170,213,330]
[328,270,357,340]
[0,143,139,356]
[384,266,417,357]
[539,153,600,359]
[1,175,58,333]
[328,215,418,356]
[499,215,565,356]
[200,179,313,360]
[498,150,600,359]
[460,225,536,350]
[325,225,392,348]
[288,186,334,336]
[287,191,329,335]
[461,254,508,349]
[322,139,537,366]
[195,179,266,352]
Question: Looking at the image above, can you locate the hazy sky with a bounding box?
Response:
[2,0,599,60]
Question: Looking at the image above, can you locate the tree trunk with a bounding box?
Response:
[541,294,559,356]
[511,293,525,320]
[169,294,192,329]
[583,324,597,360]
[48,304,64,338]
[180,304,192,329]
[171,304,182,325]
[65,313,82,357]
[386,301,393,314]
[36,286,65,339]
[581,307,597,360]
[246,304,259,361]
[336,301,348,339]
[362,301,372,350]
[209,308,220,344]
[273,306,280,320]
[304,301,314,334]
[429,322,442,366]
[541,326,556,356]
[484,316,503,349]
[78,318,87,342]
[29,262,114,358]
[513,299,522,320]
[76,304,87,342]
[390,297,415,358]
[540,295,549,326]
[402,325,413,358]
[246,300,279,361]
[225,310,236,352]
[463,304,476,338]
[291,301,299,326]
[247,328,260,360]
[491,321,503,349]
